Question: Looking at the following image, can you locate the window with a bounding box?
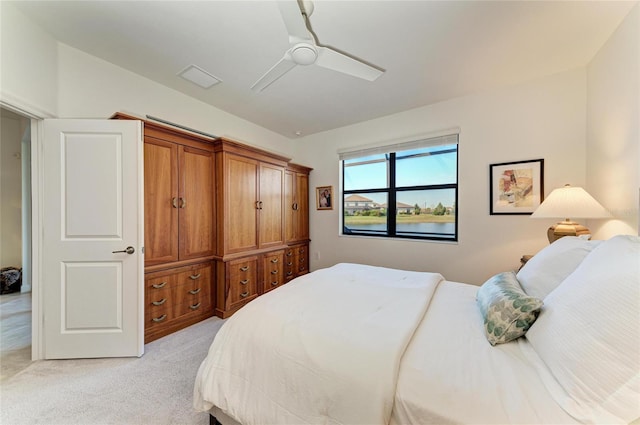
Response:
[341,133,458,241]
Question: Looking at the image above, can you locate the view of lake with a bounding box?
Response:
[345,222,455,235]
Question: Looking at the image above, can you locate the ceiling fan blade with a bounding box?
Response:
[315,46,384,81]
[251,55,297,92]
[277,1,312,42]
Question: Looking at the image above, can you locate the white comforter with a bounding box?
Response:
[391,281,578,425]
[193,263,444,425]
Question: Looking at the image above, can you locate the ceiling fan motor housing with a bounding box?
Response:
[291,43,318,65]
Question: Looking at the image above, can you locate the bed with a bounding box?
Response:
[194,234,640,424]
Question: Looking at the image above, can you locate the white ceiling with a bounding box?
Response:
[11,1,636,138]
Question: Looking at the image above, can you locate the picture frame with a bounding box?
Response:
[316,186,333,210]
[489,159,544,215]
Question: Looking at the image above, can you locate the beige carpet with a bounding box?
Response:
[0,316,225,425]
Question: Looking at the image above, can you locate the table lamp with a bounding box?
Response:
[531,184,611,243]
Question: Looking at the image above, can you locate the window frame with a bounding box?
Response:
[341,140,458,242]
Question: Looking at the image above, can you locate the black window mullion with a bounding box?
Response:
[396,183,457,192]
[388,153,396,236]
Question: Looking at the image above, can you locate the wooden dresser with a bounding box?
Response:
[213,139,312,318]
[112,113,312,336]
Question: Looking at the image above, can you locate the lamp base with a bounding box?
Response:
[547,221,591,243]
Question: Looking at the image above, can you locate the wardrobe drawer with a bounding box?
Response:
[284,248,295,281]
[295,244,308,275]
[174,264,213,316]
[144,262,214,335]
[145,272,176,329]
[262,250,284,293]
[228,257,258,308]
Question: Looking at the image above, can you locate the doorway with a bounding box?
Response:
[1,106,33,379]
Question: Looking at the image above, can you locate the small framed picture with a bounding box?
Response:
[489,159,544,215]
[316,186,333,210]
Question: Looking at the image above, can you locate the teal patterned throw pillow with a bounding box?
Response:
[476,271,543,346]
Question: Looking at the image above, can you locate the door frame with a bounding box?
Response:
[4,98,145,360]
[1,97,53,360]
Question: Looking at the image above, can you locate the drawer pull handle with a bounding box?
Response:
[300,258,305,262]
[270,258,279,263]
[152,314,167,323]
[286,271,293,276]
[240,291,249,298]
[189,288,201,295]
[271,270,278,275]
[180,197,186,209]
[152,281,167,289]
[239,266,249,272]
[190,302,201,310]
[171,197,178,208]
[286,252,293,257]
[271,281,278,286]
[152,298,166,306]
[240,279,248,285]
[189,273,201,280]
[287,262,293,266]
[299,249,305,253]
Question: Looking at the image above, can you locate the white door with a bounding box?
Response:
[42,119,144,359]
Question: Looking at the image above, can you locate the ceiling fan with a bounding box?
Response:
[251,0,385,92]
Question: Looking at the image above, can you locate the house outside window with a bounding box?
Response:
[340,132,459,241]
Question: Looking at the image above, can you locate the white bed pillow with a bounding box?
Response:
[525,235,640,423]
[516,236,601,299]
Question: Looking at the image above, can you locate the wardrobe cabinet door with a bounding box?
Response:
[144,138,179,265]
[179,146,215,260]
[284,171,296,243]
[295,172,309,241]
[258,162,284,249]
[224,154,259,254]
[284,167,310,244]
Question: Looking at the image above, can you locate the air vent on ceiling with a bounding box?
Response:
[177,64,221,89]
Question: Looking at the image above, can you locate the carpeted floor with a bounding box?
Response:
[0,315,225,425]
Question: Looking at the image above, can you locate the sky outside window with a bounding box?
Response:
[343,145,456,209]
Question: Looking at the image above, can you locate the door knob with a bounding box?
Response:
[112,246,135,254]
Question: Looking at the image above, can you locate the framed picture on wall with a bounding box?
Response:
[316,186,333,210]
[489,159,544,215]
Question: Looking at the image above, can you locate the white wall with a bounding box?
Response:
[0,110,27,269]
[586,3,639,238]
[55,44,296,159]
[0,2,57,117]
[296,70,588,285]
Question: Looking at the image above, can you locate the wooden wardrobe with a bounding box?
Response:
[213,139,312,318]
[113,113,311,340]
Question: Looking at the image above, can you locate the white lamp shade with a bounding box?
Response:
[531,185,611,219]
